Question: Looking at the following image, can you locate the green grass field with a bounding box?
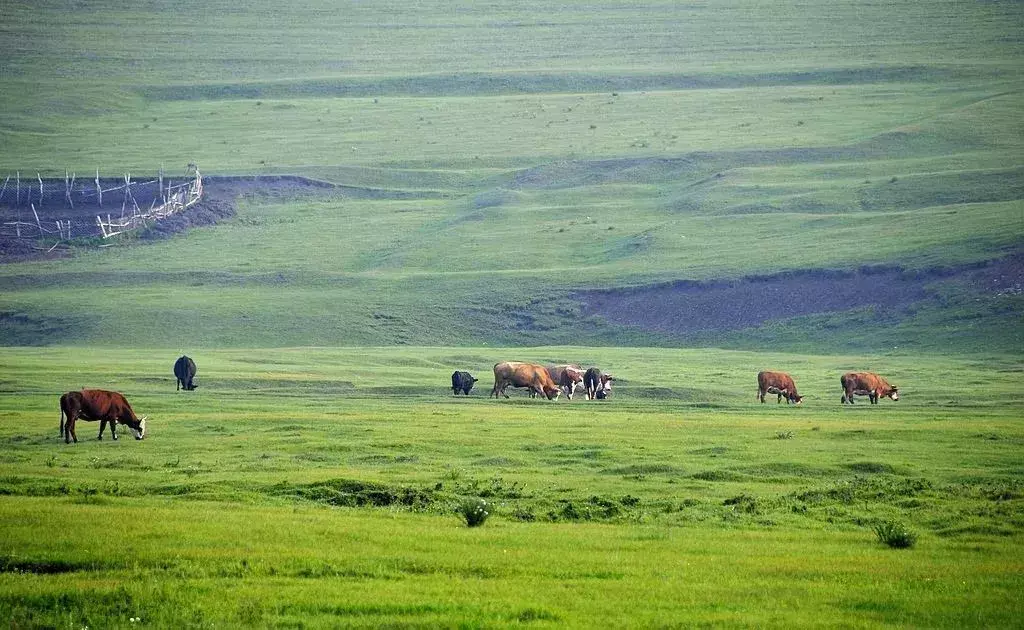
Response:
[1,0,1023,626]
[1,347,1022,627]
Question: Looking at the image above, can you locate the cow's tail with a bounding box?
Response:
[59,405,65,437]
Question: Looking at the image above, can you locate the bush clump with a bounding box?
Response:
[874,520,918,548]
[459,497,490,527]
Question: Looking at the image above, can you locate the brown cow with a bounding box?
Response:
[491,362,561,400]
[542,364,585,400]
[757,371,803,404]
[59,389,147,443]
[840,372,899,405]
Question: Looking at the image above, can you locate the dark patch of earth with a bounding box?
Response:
[0,175,427,263]
[578,255,1024,335]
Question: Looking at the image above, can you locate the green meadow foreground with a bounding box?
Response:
[1,347,1022,627]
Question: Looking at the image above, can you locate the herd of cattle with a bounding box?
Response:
[56,355,898,444]
[454,362,613,400]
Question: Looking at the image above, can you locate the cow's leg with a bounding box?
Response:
[777,392,783,404]
[98,418,107,440]
[110,421,118,440]
[66,416,77,443]
[176,378,180,391]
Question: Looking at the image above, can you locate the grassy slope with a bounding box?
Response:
[1,0,1022,350]
[1,347,1022,627]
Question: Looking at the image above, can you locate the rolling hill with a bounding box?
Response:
[0,0,1021,352]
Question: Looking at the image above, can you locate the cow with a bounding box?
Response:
[583,367,614,400]
[757,371,803,405]
[174,355,197,391]
[451,370,479,395]
[59,389,147,444]
[491,361,561,400]
[840,372,899,405]
[542,364,585,400]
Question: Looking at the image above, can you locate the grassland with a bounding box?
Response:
[1,0,1023,626]
[1,0,1022,351]
[1,347,1022,627]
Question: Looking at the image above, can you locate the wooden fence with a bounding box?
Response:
[96,169,203,238]
[0,166,203,241]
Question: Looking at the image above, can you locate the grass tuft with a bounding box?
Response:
[459,497,490,527]
[873,520,918,549]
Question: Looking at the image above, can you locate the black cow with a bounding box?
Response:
[174,355,197,391]
[583,367,613,400]
[451,370,478,395]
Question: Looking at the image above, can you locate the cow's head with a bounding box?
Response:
[601,374,614,391]
[888,387,899,401]
[544,385,561,400]
[596,389,608,400]
[789,393,804,405]
[131,416,147,440]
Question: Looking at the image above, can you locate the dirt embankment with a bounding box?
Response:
[578,256,1024,336]
[0,176,381,263]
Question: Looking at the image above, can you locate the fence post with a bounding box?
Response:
[96,168,102,208]
[38,173,43,206]
[31,203,42,236]
[65,169,74,209]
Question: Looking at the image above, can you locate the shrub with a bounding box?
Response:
[774,431,794,440]
[874,520,918,548]
[459,497,490,527]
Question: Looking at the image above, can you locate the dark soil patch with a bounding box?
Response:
[578,256,1024,336]
[0,175,428,263]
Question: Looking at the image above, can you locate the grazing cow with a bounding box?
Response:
[583,367,614,400]
[757,371,803,405]
[59,389,147,444]
[173,355,197,391]
[491,361,561,400]
[543,364,586,400]
[451,370,479,395]
[840,372,899,405]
